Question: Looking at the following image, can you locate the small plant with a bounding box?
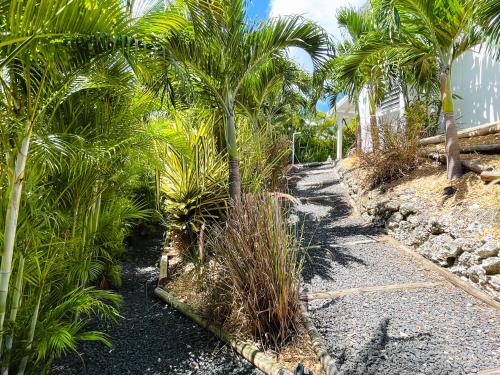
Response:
[210,194,302,347]
[157,116,229,259]
[358,103,423,189]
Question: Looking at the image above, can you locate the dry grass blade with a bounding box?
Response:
[209,193,302,348]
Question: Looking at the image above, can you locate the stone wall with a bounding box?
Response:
[336,164,500,301]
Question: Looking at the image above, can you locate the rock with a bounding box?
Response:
[385,200,400,212]
[426,234,463,267]
[457,252,481,267]
[488,275,500,292]
[428,218,445,235]
[399,202,418,217]
[449,265,467,275]
[467,265,488,284]
[481,257,500,274]
[406,226,430,247]
[387,212,403,225]
[487,275,500,291]
[474,241,500,259]
[451,238,481,253]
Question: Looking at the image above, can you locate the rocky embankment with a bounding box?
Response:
[336,164,500,301]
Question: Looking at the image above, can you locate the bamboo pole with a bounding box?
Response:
[421,152,494,174]
[460,144,500,154]
[480,171,500,182]
[154,288,292,375]
[420,121,500,145]
[299,303,339,375]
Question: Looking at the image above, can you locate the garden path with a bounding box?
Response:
[52,234,259,375]
[292,163,500,375]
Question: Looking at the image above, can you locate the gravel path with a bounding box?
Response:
[292,163,500,375]
[53,234,260,375]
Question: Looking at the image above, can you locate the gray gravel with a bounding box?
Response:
[52,234,260,375]
[291,163,500,375]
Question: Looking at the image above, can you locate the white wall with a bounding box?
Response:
[358,86,373,152]
[452,47,500,129]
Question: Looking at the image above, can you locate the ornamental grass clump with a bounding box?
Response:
[358,103,424,189]
[210,194,302,347]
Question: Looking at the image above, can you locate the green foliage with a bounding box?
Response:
[239,122,291,193]
[156,112,228,251]
[291,112,336,163]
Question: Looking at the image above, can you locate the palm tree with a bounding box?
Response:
[331,6,387,151]
[0,1,184,371]
[162,0,330,200]
[374,0,499,179]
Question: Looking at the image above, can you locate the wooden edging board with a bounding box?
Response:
[381,236,500,310]
[301,281,447,301]
[299,302,340,375]
[154,288,292,375]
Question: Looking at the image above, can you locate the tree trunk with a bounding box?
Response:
[440,70,462,179]
[0,123,32,358]
[368,90,380,151]
[1,255,25,375]
[225,95,241,201]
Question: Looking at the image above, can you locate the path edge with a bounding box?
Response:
[299,302,340,375]
[154,287,292,375]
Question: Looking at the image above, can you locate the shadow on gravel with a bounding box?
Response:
[341,318,432,375]
[301,245,367,285]
[52,233,258,375]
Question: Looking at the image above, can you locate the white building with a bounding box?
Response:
[334,47,500,156]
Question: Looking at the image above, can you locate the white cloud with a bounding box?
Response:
[269,0,365,70]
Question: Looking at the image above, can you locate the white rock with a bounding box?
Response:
[481,257,500,274]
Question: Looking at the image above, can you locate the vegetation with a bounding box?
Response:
[329,0,500,179]
[209,194,302,347]
[357,103,425,188]
[1,0,497,371]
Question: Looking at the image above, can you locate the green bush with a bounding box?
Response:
[156,114,228,258]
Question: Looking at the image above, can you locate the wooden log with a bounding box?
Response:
[301,281,446,301]
[480,171,500,182]
[299,303,339,375]
[462,160,494,173]
[155,288,292,375]
[420,121,500,145]
[421,152,494,174]
[460,144,500,154]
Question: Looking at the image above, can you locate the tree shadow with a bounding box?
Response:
[340,318,433,375]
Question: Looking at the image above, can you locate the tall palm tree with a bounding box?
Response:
[162,0,330,200]
[375,0,499,179]
[332,6,387,151]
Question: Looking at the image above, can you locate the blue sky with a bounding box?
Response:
[244,0,364,112]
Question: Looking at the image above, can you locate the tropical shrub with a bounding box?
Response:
[239,122,290,193]
[209,194,302,347]
[156,113,228,258]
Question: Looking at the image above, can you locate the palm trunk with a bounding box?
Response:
[17,287,42,375]
[0,123,32,358]
[1,254,25,375]
[225,95,241,201]
[439,70,462,179]
[368,90,380,151]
